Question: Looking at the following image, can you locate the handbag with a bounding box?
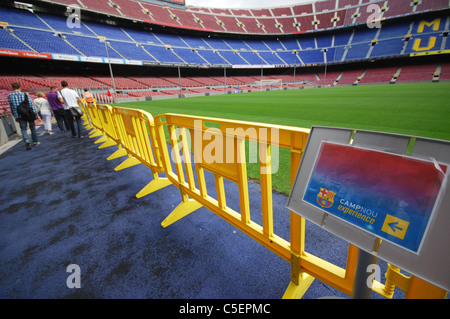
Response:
[69,106,83,117]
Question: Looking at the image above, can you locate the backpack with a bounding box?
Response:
[17,93,36,122]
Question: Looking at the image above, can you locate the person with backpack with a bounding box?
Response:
[7,82,39,150]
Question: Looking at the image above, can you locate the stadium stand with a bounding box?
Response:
[1,4,449,66]
[396,63,439,82]
[358,66,398,84]
[439,62,450,80]
[335,69,364,85]
[2,0,448,36]
[0,0,448,101]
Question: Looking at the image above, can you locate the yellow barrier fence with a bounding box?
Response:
[82,99,126,162]
[82,101,171,199]
[80,102,447,299]
[152,113,364,298]
[82,99,103,140]
[112,106,171,198]
[79,98,92,131]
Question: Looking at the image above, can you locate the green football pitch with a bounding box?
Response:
[115,82,450,195]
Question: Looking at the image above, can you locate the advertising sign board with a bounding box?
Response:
[287,127,450,291]
[302,141,446,254]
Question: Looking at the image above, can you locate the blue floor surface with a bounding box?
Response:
[0,126,403,300]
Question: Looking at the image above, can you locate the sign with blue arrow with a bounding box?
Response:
[287,127,450,291]
[301,141,447,254]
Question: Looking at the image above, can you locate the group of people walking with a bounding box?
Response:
[7,81,89,150]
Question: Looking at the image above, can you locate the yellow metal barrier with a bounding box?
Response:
[82,102,171,199]
[112,107,171,198]
[80,105,447,299]
[95,103,122,149]
[81,100,125,161]
[83,99,105,140]
[79,98,92,131]
[372,264,447,299]
[152,113,366,298]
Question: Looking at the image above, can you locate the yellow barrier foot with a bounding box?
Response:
[99,138,117,149]
[89,130,103,138]
[107,148,127,160]
[161,199,203,228]
[114,157,141,171]
[94,135,108,144]
[282,274,315,299]
[136,177,172,198]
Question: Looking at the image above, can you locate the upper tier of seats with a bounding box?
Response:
[36,0,450,35]
[1,6,449,67]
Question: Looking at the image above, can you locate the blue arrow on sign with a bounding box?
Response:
[388,221,403,232]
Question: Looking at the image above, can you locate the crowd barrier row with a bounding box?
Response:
[79,99,447,299]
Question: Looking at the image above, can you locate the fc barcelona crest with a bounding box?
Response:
[317,188,336,208]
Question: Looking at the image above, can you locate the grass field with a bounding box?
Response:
[114,82,450,195]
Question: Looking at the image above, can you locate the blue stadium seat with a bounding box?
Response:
[265,39,287,51]
[258,52,286,65]
[445,38,450,50]
[143,45,180,63]
[0,6,49,29]
[324,48,337,63]
[181,35,210,49]
[64,34,123,58]
[351,28,379,44]
[156,33,189,48]
[123,28,160,44]
[203,38,232,50]
[316,35,333,48]
[197,49,230,65]
[223,39,251,51]
[370,38,405,58]
[332,46,346,62]
[403,33,443,54]
[239,51,266,64]
[0,28,31,51]
[299,49,324,64]
[345,43,371,61]
[108,40,157,61]
[333,32,351,46]
[298,37,316,49]
[244,40,270,51]
[219,50,249,65]
[175,48,208,64]
[12,27,80,55]
[410,18,446,33]
[83,21,131,41]
[378,22,412,40]
[37,12,94,36]
[276,51,302,65]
